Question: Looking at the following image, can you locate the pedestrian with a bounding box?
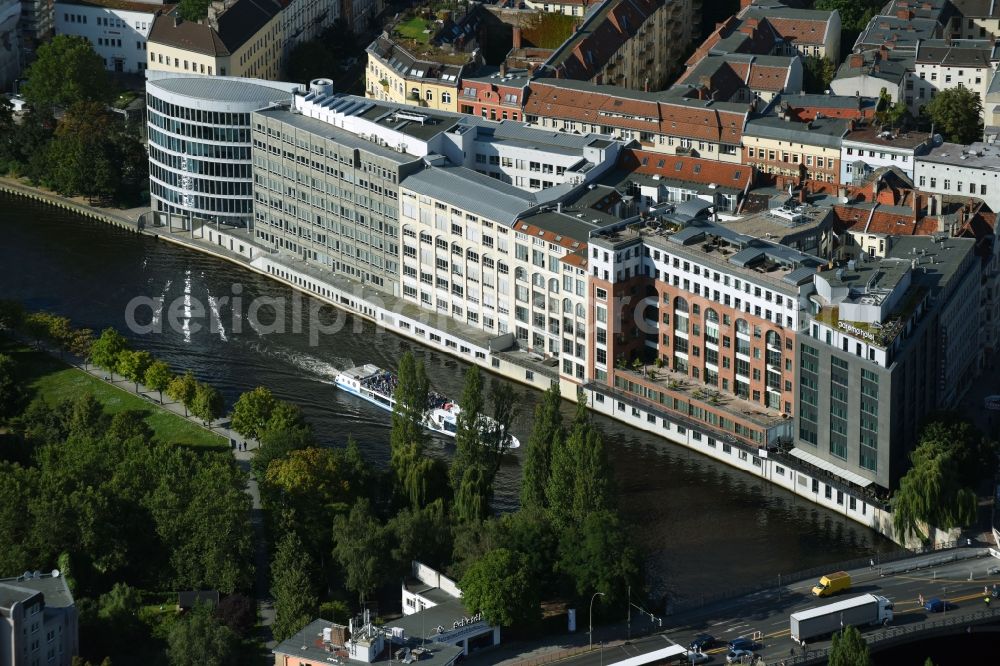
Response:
[870,558,875,569]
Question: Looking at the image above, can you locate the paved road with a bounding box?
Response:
[537,550,1000,666]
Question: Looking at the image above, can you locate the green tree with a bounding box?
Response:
[460,548,540,627]
[166,371,198,417]
[556,510,641,607]
[47,102,118,201]
[802,56,837,94]
[390,352,434,508]
[176,0,213,22]
[116,349,153,393]
[21,36,113,112]
[89,327,128,375]
[23,311,55,345]
[520,385,563,512]
[166,603,239,666]
[332,498,391,605]
[271,530,319,642]
[0,353,22,421]
[0,300,25,331]
[388,498,453,573]
[190,382,224,426]
[892,417,995,541]
[230,386,277,441]
[924,86,984,144]
[68,328,94,368]
[144,359,174,403]
[828,624,871,666]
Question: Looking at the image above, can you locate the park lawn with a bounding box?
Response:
[3,339,227,450]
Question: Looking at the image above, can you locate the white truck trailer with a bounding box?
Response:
[790,594,893,643]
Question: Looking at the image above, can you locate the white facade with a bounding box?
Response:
[840,135,931,183]
[915,141,1000,213]
[399,176,592,385]
[54,0,163,73]
[0,573,78,666]
[522,0,588,16]
[913,47,998,116]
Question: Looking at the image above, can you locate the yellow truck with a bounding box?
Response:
[812,571,851,597]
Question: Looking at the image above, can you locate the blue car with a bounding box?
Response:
[727,637,757,651]
[924,597,954,612]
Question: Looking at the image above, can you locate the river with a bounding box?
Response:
[0,193,900,603]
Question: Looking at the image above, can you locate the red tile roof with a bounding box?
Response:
[621,149,754,189]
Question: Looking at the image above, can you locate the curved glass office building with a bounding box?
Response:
[146,74,297,226]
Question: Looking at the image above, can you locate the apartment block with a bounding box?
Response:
[55,0,167,74]
[674,53,803,110]
[18,0,53,48]
[524,80,748,162]
[586,214,811,452]
[617,149,755,214]
[536,0,696,91]
[948,0,1000,40]
[457,67,529,123]
[0,571,78,666]
[840,127,934,184]
[913,39,999,115]
[365,33,468,112]
[743,115,850,186]
[830,48,916,112]
[915,141,1000,213]
[147,0,340,79]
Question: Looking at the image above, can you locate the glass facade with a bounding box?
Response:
[798,343,819,445]
[145,86,263,224]
[859,367,879,472]
[829,356,849,460]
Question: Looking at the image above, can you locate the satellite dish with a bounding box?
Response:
[51,569,60,578]
[32,570,41,579]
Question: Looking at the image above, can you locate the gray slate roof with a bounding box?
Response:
[401,165,540,225]
[744,115,850,147]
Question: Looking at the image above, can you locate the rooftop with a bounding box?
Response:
[591,214,825,292]
[148,75,296,104]
[401,165,542,226]
[854,15,940,50]
[273,619,463,666]
[778,93,878,112]
[842,127,933,150]
[721,202,833,242]
[391,597,488,645]
[919,141,1000,169]
[56,0,175,12]
[915,39,997,67]
[744,115,851,148]
[950,0,1000,18]
[254,107,424,165]
[834,49,913,86]
[0,572,75,613]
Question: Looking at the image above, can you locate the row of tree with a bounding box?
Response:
[0,36,147,206]
[1,302,226,426]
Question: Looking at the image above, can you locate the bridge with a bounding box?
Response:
[554,547,1000,666]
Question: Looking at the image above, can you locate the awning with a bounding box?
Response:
[788,447,874,488]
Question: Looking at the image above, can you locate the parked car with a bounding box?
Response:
[727,637,757,651]
[726,649,754,664]
[924,597,955,613]
[684,651,711,664]
[688,634,715,652]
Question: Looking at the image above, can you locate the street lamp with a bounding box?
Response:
[589,592,606,651]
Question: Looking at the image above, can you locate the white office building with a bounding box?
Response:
[55,0,168,73]
[0,571,78,666]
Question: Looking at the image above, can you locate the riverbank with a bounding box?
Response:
[0,176,925,549]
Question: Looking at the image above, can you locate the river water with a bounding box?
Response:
[0,194,900,602]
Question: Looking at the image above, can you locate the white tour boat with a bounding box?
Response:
[334,364,520,448]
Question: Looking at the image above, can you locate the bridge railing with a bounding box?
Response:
[776,605,1000,665]
[666,542,976,616]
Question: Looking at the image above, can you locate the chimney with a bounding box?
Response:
[499,62,507,76]
[848,53,864,69]
[740,0,754,8]
[512,26,521,50]
[799,185,807,204]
